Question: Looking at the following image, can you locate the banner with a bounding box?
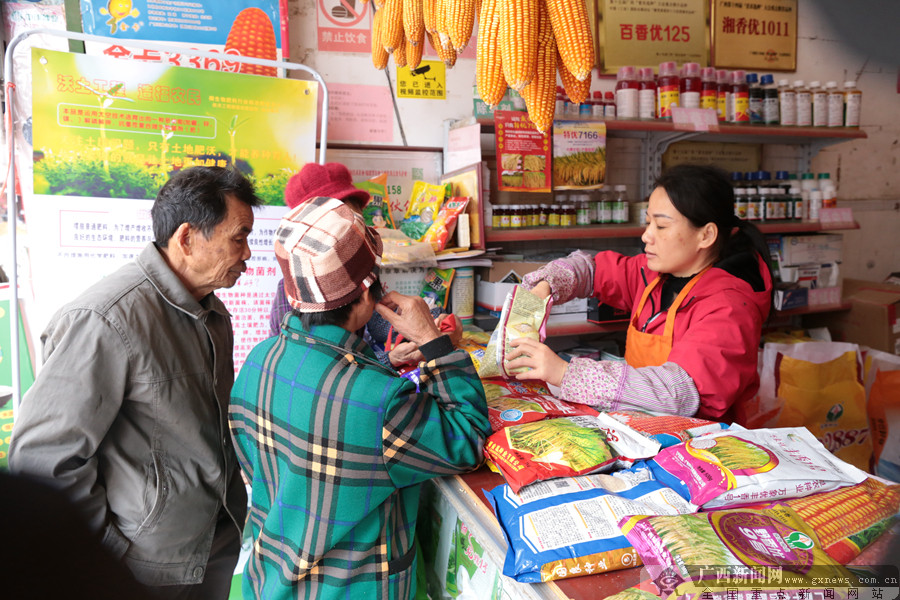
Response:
[28,48,318,370]
[80,0,289,74]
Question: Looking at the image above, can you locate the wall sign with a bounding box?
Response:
[598,0,708,73]
[711,0,797,71]
[317,0,371,53]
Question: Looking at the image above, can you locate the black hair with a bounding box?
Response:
[298,277,385,330]
[151,166,261,246]
[653,164,774,289]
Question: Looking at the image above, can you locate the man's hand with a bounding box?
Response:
[504,337,569,387]
[435,313,463,347]
[375,291,442,347]
[388,341,425,367]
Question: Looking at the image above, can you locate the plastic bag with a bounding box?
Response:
[484,412,661,493]
[377,227,437,267]
[484,462,697,583]
[482,378,598,431]
[421,196,469,252]
[606,411,727,448]
[355,173,397,228]
[648,426,869,509]
[399,181,446,241]
[864,348,900,480]
[420,267,455,310]
[476,286,550,379]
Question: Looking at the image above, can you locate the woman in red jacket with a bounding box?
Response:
[506,164,774,420]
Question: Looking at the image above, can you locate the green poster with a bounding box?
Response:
[31,48,318,205]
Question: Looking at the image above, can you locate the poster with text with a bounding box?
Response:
[28,48,318,370]
[493,111,551,193]
[80,0,289,75]
[552,120,606,190]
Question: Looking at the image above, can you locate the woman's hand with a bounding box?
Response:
[504,337,568,387]
[529,280,552,300]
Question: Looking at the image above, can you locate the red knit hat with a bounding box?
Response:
[284,162,370,210]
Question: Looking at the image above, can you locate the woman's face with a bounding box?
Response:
[641,186,714,277]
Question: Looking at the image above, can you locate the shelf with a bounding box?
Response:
[486,221,860,243]
[546,320,628,337]
[775,301,852,317]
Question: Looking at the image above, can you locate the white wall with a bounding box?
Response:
[287,0,900,279]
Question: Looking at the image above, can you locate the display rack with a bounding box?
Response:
[3,28,331,411]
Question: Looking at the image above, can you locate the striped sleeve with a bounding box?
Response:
[521,250,596,303]
[559,358,700,416]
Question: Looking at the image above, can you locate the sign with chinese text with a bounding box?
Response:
[326,83,394,144]
[81,0,289,73]
[494,111,551,193]
[599,0,707,73]
[317,0,371,52]
[662,141,760,174]
[552,120,607,190]
[28,48,318,370]
[711,0,797,70]
[396,61,447,100]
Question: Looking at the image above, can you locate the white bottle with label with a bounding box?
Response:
[810,81,828,127]
[808,190,823,222]
[844,81,862,127]
[778,79,796,126]
[795,80,812,127]
[826,81,844,127]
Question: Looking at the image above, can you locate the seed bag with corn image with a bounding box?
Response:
[484,462,697,583]
[619,505,855,600]
[399,181,447,241]
[474,285,551,379]
[482,378,599,431]
[649,427,869,509]
[606,410,727,448]
[485,412,661,493]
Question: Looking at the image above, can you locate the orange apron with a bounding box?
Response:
[624,267,711,368]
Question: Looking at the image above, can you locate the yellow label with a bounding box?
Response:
[396,60,446,99]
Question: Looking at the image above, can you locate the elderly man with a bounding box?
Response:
[229,196,490,600]
[10,166,259,599]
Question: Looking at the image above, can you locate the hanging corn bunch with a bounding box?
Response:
[544,0,594,81]
[518,0,556,133]
[476,0,506,107]
[499,0,539,91]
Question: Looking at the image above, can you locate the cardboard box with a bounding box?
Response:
[813,278,900,355]
[475,261,588,315]
[767,234,843,267]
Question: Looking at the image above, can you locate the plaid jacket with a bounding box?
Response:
[230,315,489,600]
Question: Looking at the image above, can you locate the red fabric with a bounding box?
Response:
[284,162,369,209]
[593,251,772,421]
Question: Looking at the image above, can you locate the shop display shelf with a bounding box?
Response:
[775,301,852,318]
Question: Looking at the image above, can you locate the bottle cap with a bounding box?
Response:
[639,67,655,80]
[844,81,857,88]
[592,90,603,100]
[658,61,678,76]
[793,79,805,87]
[776,170,789,180]
[777,78,790,87]
[616,66,636,80]
[817,172,831,179]
[683,62,701,77]
[745,72,759,84]
[801,172,815,180]
[825,81,838,89]
[614,184,627,192]
[760,74,775,85]
[604,91,615,100]
[759,171,771,180]
[809,81,821,88]
[716,69,730,82]
[701,66,716,81]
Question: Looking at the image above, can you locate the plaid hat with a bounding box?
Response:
[274,196,382,313]
[284,162,370,210]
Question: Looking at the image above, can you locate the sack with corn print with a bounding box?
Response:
[483,377,599,431]
[649,427,868,509]
[619,505,858,600]
[484,462,697,583]
[484,412,660,493]
[606,410,727,448]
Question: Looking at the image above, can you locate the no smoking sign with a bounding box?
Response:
[317,0,370,53]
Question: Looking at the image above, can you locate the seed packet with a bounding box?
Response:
[420,267,455,310]
[484,412,661,493]
[619,505,853,600]
[482,378,599,431]
[648,427,869,509]
[496,285,551,378]
[400,181,446,241]
[421,196,469,252]
[606,410,727,448]
[355,173,396,228]
[484,462,697,583]
[457,330,492,375]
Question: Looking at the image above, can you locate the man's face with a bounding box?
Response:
[186,194,254,298]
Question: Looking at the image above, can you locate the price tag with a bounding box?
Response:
[672,107,720,132]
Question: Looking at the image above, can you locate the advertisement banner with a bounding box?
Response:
[711,0,797,71]
[29,48,318,369]
[494,110,551,193]
[552,120,607,190]
[80,0,289,75]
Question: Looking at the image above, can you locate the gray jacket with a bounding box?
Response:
[10,243,247,586]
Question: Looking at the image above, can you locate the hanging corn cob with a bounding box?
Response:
[423,0,437,33]
[406,28,425,68]
[403,0,424,44]
[427,30,458,67]
[557,48,591,105]
[371,8,390,70]
[393,35,408,67]
[518,0,555,132]
[447,0,475,51]
[476,0,506,107]
[381,0,405,53]
[374,0,385,9]
[543,0,594,81]
[499,0,539,91]
[434,0,450,48]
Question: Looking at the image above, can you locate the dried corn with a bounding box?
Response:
[557,48,591,105]
[544,0,594,81]
[374,0,385,8]
[403,0,425,44]
[371,8,390,70]
[381,0,405,53]
[499,0,539,91]
[428,30,457,67]
[423,0,437,33]
[447,0,475,51]
[406,27,425,68]
[519,0,555,132]
[435,0,448,46]
[476,0,506,107]
[224,8,278,77]
[393,35,408,67]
